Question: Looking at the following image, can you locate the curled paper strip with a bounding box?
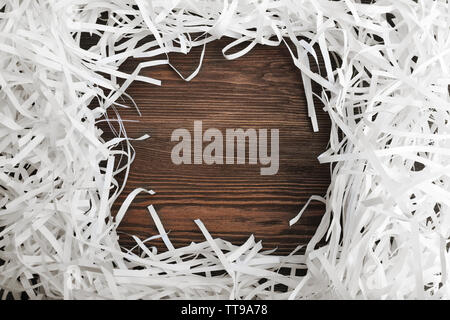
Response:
[0,0,450,299]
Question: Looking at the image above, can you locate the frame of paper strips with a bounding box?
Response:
[1,0,449,299]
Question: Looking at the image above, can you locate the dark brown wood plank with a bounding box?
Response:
[99,38,331,255]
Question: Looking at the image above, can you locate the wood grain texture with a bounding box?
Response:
[98,38,331,255]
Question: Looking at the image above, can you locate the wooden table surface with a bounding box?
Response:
[100,38,331,255]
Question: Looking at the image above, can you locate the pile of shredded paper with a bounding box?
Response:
[1,0,450,299]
